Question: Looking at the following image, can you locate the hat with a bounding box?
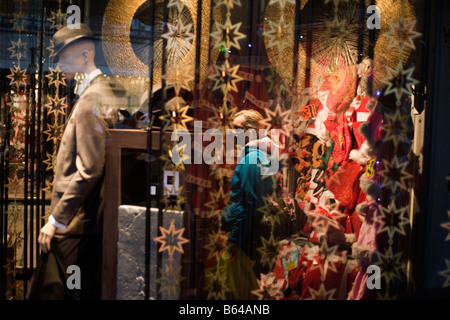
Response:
[53,23,94,57]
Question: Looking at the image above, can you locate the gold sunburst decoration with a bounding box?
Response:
[264,0,417,93]
[102,0,221,96]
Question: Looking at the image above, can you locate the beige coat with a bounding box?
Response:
[51,75,118,236]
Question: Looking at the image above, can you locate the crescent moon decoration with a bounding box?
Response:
[264,0,417,94]
[102,0,219,97]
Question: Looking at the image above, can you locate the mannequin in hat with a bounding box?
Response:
[27,23,118,300]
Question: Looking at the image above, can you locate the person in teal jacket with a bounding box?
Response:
[222,109,280,280]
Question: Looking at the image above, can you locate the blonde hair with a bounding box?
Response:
[235,109,263,130]
[235,109,269,139]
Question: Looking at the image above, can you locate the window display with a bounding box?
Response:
[1,0,449,301]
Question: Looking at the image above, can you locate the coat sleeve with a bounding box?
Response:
[51,92,108,226]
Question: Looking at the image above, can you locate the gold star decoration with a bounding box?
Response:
[207,102,237,131]
[47,39,57,58]
[160,143,190,171]
[45,95,68,116]
[44,120,64,144]
[204,267,230,300]
[43,151,58,172]
[325,16,350,49]
[48,8,67,30]
[203,230,230,261]
[6,67,27,88]
[374,247,404,286]
[154,218,189,260]
[260,102,292,137]
[10,12,25,33]
[379,200,410,240]
[46,66,66,87]
[159,102,193,132]
[307,283,336,300]
[308,240,340,280]
[5,175,24,197]
[162,63,195,96]
[162,20,194,64]
[42,180,54,199]
[438,258,450,288]
[258,193,284,230]
[162,185,185,212]
[441,210,450,242]
[264,15,294,58]
[8,38,27,61]
[265,67,292,97]
[205,185,230,219]
[383,107,413,149]
[381,63,419,105]
[155,264,185,299]
[208,60,244,96]
[383,16,421,52]
[380,156,413,194]
[256,233,280,270]
[211,16,246,52]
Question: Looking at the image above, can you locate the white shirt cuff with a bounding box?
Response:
[49,215,67,231]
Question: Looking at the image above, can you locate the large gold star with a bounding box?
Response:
[6,67,27,88]
[258,193,284,230]
[5,175,24,197]
[47,8,67,30]
[154,218,189,260]
[162,20,194,64]
[155,264,185,299]
[43,151,58,172]
[379,200,410,239]
[203,230,230,261]
[162,185,185,212]
[383,107,412,149]
[307,283,336,300]
[44,121,64,144]
[380,156,413,193]
[211,16,246,52]
[205,185,230,219]
[8,38,27,61]
[383,16,421,52]
[264,15,294,58]
[45,95,67,116]
[374,247,404,286]
[204,266,230,300]
[159,102,193,132]
[10,12,25,33]
[441,211,450,242]
[438,258,450,288]
[160,143,190,171]
[381,63,419,105]
[46,66,66,87]
[207,102,237,131]
[208,60,244,95]
[260,102,292,137]
[256,233,280,270]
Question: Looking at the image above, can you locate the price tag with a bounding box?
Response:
[297,104,317,120]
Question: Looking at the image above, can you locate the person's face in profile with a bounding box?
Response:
[57,44,86,80]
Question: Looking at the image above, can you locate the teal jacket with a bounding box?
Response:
[222,145,276,267]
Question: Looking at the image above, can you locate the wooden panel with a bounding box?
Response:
[101,129,163,300]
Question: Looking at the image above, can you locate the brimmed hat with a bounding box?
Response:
[53,23,94,57]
